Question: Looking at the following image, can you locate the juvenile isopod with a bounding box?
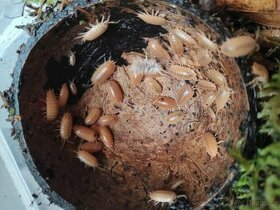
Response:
[91,60,116,85]
[145,77,163,94]
[137,9,166,25]
[97,114,118,126]
[193,49,212,66]
[77,150,99,168]
[45,90,59,121]
[166,111,184,124]
[60,112,73,141]
[149,190,177,205]
[176,85,194,105]
[80,141,103,153]
[168,32,184,56]
[202,132,221,159]
[69,51,76,66]
[169,65,197,80]
[170,180,185,190]
[206,107,216,121]
[73,125,97,142]
[147,38,170,61]
[58,83,69,108]
[85,107,102,125]
[69,81,77,95]
[201,91,216,107]
[197,79,216,91]
[127,67,144,85]
[108,80,124,103]
[251,62,269,84]
[196,33,218,52]
[173,28,197,45]
[215,87,231,111]
[77,16,116,42]
[99,126,114,148]
[206,69,227,86]
[220,35,257,57]
[153,96,177,110]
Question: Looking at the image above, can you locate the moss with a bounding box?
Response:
[232,62,280,210]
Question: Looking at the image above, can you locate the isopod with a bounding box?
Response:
[147,38,170,61]
[77,16,116,42]
[153,96,177,110]
[168,32,184,56]
[91,60,116,85]
[80,141,103,153]
[170,180,185,190]
[251,62,269,84]
[145,77,163,94]
[201,92,216,107]
[196,33,218,52]
[206,69,227,86]
[99,126,114,148]
[202,132,221,159]
[97,114,118,126]
[69,81,77,95]
[45,90,59,121]
[166,111,184,124]
[73,125,97,142]
[137,9,166,25]
[169,65,197,80]
[215,87,231,111]
[69,51,76,66]
[85,107,102,125]
[220,35,257,57]
[197,79,216,91]
[173,28,197,45]
[77,150,99,168]
[193,49,212,66]
[58,83,69,108]
[176,85,194,105]
[149,190,176,205]
[60,112,73,141]
[108,80,124,102]
[206,107,216,121]
[127,67,144,85]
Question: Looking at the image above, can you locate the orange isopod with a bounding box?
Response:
[58,83,69,108]
[203,132,220,159]
[201,92,216,107]
[168,32,184,56]
[91,60,116,85]
[80,141,103,153]
[153,96,177,110]
[169,65,197,81]
[77,150,99,168]
[147,38,170,61]
[145,77,163,94]
[99,126,114,148]
[173,28,197,46]
[197,79,216,91]
[137,9,166,25]
[60,112,73,141]
[97,114,118,126]
[215,87,231,111]
[73,125,97,142]
[176,85,194,105]
[166,111,184,124]
[46,90,59,121]
[85,107,102,125]
[108,80,124,103]
[206,69,227,86]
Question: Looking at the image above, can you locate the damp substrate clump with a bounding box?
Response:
[18,1,249,210]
